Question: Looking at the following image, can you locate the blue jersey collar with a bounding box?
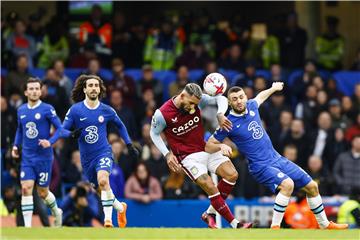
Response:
[27,100,42,109]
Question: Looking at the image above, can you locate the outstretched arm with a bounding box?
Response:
[205,136,232,157]
[199,94,232,131]
[150,109,181,173]
[254,82,284,107]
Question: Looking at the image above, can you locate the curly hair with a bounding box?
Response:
[71,75,106,103]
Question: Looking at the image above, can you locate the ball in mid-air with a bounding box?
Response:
[203,72,227,96]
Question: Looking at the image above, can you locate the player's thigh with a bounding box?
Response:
[209,151,236,178]
[34,159,53,187]
[180,151,209,181]
[278,157,312,190]
[252,166,290,193]
[20,163,36,184]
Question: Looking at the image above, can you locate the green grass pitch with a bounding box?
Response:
[1,228,359,240]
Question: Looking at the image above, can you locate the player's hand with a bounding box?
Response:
[165,152,182,173]
[127,144,140,159]
[220,144,232,157]
[217,113,232,132]
[38,139,51,148]
[271,82,284,91]
[70,128,83,139]
[11,146,19,159]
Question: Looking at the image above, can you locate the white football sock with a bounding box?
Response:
[101,190,114,221]
[271,192,290,227]
[44,191,59,215]
[307,195,330,228]
[21,195,34,227]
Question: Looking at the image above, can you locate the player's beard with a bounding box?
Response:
[86,91,99,101]
[232,104,246,114]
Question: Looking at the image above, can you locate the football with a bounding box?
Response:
[203,72,227,96]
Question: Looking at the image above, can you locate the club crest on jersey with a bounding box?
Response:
[250,111,255,117]
[171,117,178,123]
[277,172,285,178]
[35,113,41,119]
[98,115,104,123]
[190,166,198,175]
[20,171,25,178]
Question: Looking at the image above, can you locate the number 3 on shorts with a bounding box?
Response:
[99,157,111,167]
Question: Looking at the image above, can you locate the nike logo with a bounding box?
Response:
[237,124,241,128]
[20,115,26,119]
[80,117,87,121]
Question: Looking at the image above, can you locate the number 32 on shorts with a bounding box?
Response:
[99,157,111,168]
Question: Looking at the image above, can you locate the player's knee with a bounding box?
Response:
[98,177,109,188]
[306,181,319,196]
[37,188,48,199]
[21,183,33,195]
[282,178,294,192]
[226,170,238,183]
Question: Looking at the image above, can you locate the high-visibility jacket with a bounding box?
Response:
[144,31,183,70]
[337,200,359,225]
[262,35,280,69]
[79,22,112,48]
[316,34,344,70]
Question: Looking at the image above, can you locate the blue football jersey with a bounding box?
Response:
[62,101,132,162]
[14,101,63,158]
[213,99,281,173]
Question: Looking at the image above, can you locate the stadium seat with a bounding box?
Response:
[188,69,204,83]
[64,68,83,82]
[154,71,177,101]
[125,69,143,81]
[29,68,46,79]
[333,71,360,96]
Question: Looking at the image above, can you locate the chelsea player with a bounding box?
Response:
[12,78,67,227]
[62,75,139,228]
[205,83,348,229]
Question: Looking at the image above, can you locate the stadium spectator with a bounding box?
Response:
[278,12,307,69]
[283,119,310,168]
[78,4,112,62]
[37,18,69,68]
[26,12,45,48]
[283,144,298,163]
[326,78,343,101]
[261,91,290,130]
[112,139,137,181]
[269,110,292,151]
[328,98,351,130]
[53,59,73,99]
[1,96,17,151]
[341,96,357,122]
[4,54,31,98]
[333,128,350,159]
[253,76,268,95]
[144,21,183,70]
[42,68,70,119]
[218,43,245,71]
[292,60,318,103]
[309,112,336,171]
[61,182,101,227]
[295,85,318,131]
[146,144,169,183]
[315,90,328,114]
[169,65,190,97]
[316,16,344,71]
[352,83,360,113]
[345,113,360,143]
[5,19,36,69]
[124,162,163,204]
[337,187,360,228]
[83,58,103,78]
[232,61,257,87]
[306,155,333,196]
[108,89,138,140]
[175,39,211,70]
[111,12,131,66]
[137,64,163,106]
[333,135,360,194]
[269,63,284,82]
[106,58,137,108]
[139,123,153,161]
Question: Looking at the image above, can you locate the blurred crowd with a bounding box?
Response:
[1,5,360,227]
